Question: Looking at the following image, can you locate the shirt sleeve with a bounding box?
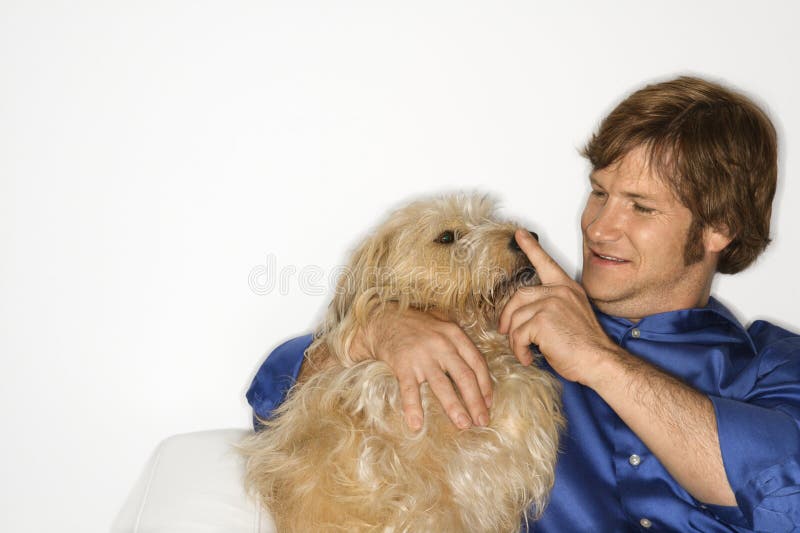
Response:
[246,334,314,429]
[708,335,800,532]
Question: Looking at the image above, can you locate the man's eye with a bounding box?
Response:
[435,230,457,244]
[634,204,655,214]
[590,190,607,200]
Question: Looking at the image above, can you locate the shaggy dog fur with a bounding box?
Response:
[240,195,564,532]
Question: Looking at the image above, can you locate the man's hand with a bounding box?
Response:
[498,229,617,385]
[361,305,493,431]
[499,230,735,505]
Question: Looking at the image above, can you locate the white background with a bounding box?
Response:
[2,1,799,531]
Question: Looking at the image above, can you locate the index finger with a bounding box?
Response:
[514,228,570,284]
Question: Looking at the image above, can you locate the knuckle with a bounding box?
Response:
[443,322,467,341]
[506,306,519,322]
[536,285,550,296]
[428,332,452,352]
[428,372,451,387]
[518,285,537,296]
[459,346,480,364]
[451,367,476,384]
[399,381,418,394]
[473,353,489,370]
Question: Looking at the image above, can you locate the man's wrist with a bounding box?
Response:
[350,321,377,361]
[578,343,633,392]
[350,305,393,361]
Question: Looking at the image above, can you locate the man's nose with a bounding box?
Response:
[509,230,539,252]
[585,204,622,242]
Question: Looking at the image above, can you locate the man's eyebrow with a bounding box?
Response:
[589,177,656,201]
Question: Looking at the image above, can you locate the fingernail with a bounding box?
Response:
[409,415,422,431]
[485,394,493,408]
[457,414,471,429]
[478,414,489,427]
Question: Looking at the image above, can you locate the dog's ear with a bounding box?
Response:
[328,229,394,327]
[313,231,394,365]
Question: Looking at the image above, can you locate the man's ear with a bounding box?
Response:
[704,224,734,254]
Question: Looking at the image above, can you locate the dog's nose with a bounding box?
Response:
[509,230,539,252]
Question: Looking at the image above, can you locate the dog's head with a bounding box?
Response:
[327,194,539,335]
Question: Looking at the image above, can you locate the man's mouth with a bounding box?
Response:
[590,249,629,263]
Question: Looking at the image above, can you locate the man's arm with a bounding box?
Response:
[246,334,313,427]
[499,229,735,505]
[247,312,493,432]
[585,345,735,505]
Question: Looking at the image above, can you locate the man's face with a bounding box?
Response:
[579,145,719,321]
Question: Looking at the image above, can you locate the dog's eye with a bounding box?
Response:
[435,230,457,244]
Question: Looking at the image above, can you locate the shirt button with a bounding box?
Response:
[631,328,641,338]
[628,454,641,466]
[640,518,652,528]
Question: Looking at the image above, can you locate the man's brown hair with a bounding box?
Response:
[582,75,778,274]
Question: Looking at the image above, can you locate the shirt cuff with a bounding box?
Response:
[710,394,800,531]
[246,334,314,424]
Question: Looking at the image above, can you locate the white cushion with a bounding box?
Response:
[112,429,276,533]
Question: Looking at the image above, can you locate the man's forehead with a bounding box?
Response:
[589,173,666,196]
[589,150,677,201]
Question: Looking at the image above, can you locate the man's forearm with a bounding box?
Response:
[585,347,737,506]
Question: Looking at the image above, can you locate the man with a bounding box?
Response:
[247,76,800,531]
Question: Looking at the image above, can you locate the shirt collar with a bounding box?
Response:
[594,296,753,348]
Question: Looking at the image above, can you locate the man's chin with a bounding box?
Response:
[583,285,632,312]
[581,277,621,302]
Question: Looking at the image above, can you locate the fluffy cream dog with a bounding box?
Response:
[241,194,564,532]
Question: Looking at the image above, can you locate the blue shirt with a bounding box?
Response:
[246,297,800,532]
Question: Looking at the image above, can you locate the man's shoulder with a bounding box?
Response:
[747,319,800,372]
[271,333,315,358]
[246,333,314,417]
[748,319,800,348]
